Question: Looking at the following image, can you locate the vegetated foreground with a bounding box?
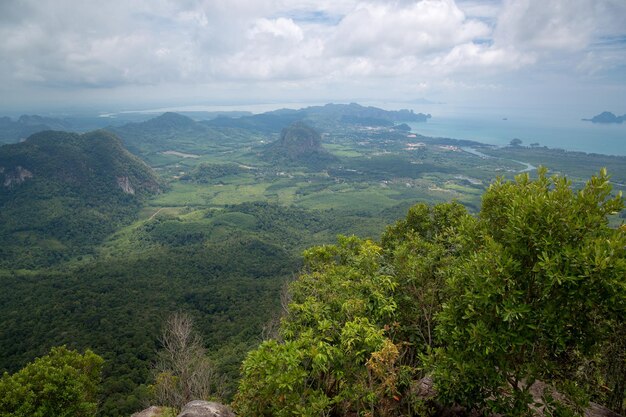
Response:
[1,106,625,416]
[1,169,624,417]
[235,168,625,417]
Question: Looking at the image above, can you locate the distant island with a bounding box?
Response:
[582,111,626,124]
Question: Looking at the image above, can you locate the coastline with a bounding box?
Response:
[406,116,626,157]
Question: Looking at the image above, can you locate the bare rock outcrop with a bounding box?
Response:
[176,401,235,417]
[131,406,167,417]
[3,165,33,187]
[117,176,136,194]
[585,403,624,417]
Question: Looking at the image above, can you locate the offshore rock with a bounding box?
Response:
[177,401,235,417]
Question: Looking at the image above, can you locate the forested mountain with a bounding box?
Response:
[0,115,70,143]
[0,130,161,268]
[105,104,427,167]
[0,114,160,144]
[286,102,431,123]
[107,112,212,155]
[4,170,622,417]
[206,102,430,133]
[262,122,338,167]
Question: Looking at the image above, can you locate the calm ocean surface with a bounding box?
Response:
[407,115,626,156]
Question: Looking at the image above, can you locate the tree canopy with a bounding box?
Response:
[0,346,103,417]
[432,167,625,415]
[235,168,625,416]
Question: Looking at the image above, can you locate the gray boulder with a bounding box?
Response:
[177,401,235,417]
[131,406,166,417]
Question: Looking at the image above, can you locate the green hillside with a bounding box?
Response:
[108,112,257,157]
[0,202,355,415]
[0,130,161,268]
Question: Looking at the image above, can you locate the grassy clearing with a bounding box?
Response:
[211,212,259,230]
[324,144,364,157]
[295,188,399,212]
[210,183,270,205]
[149,183,215,206]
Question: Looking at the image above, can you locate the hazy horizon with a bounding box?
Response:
[1,99,622,124]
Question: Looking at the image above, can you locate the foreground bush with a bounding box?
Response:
[235,168,625,416]
[0,346,103,417]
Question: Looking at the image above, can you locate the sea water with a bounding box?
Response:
[407,113,626,156]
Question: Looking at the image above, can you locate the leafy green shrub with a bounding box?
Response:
[234,236,401,416]
[234,169,625,416]
[0,346,103,417]
[431,168,625,416]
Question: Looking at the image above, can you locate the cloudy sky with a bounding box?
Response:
[1,0,625,115]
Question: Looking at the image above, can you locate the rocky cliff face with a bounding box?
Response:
[117,176,136,195]
[2,165,33,188]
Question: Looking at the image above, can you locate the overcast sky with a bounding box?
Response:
[1,0,625,115]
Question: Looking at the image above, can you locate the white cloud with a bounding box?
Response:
[330,1,490,58]
[456,0,501,19]
[0,0,505,89]
[495,0,596,51]
[432,43,535,73]
[249,18,305,43]
[0,0,624,110]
